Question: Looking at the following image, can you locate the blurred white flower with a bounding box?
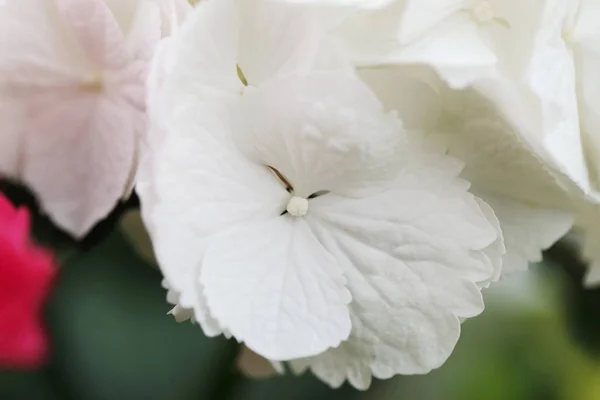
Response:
[139,0,504,389]
[397,0,541,87]
[533,0,600,285]
[359,65,574,277]
[302,0,597,203]
[0,0,191,237]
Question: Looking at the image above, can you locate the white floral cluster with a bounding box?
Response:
[0,0,599,390]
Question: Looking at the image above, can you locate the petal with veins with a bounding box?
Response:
[137,0,509,388]
[233,74,401,198]
[139,107,288,333]
[476,190,573,276]
[299,157,497,387]
[201,217,352,360]
[360,65,574,281]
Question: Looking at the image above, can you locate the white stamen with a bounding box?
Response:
[472,1,494,23]
[286,196,309,217]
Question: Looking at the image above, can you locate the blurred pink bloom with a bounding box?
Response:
[0,0,170,237]
[0,193,56,368]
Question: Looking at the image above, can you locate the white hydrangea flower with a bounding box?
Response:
[139,0,353,334]
[530,0,600,285]
[397,0,534,86]
[358,65,574,276]
[312,0,600,287]
[138,0,505,389]
[0,0,191,237]
[302,0,598,202]
[540,0,600,189]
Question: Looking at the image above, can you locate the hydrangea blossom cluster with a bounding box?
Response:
[319,0,600,282]
[1,0,600,390]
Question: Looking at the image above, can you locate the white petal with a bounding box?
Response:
[476,190,573,276]
[302,216,471,388]
[369,67,574,279]
[233,74,404,198]
[396,13,497,88]
[360,66,572,208]
[163,0,241,104]
[201,217,352,360]
[358,65,443,130]
[140,0,335,335]
[571,0,600,40]
[326,1,408,66]
[399,0,469,45]
[441,90,575,209]
[157,0,194,36]
[295,137,499,388]
[124,1,162,62]
[524,2,591,196]
[236,0,321,86]
[360,65,576,283]
[310,184,498,285]
[138,107,288,333]
[472,77,597,202]
[474,197,504,286]
[162,279,196,323]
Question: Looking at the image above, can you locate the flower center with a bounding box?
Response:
[267,166,329,216]
[286,196,309,217]
[80,72,103,92]
[472,1,495,23]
